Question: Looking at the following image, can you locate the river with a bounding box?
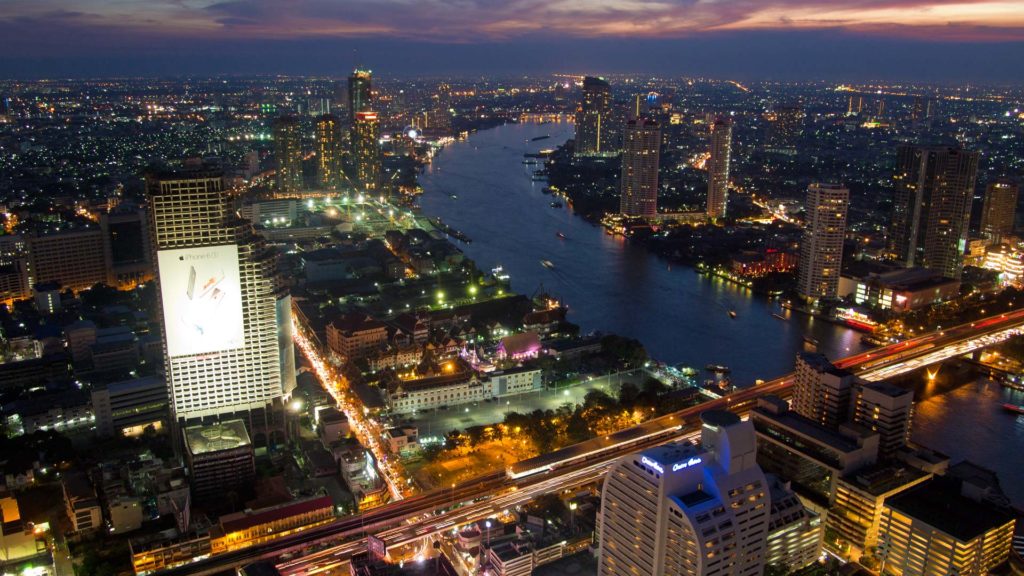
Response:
[418,121,1023,505]
[418,121,866,386]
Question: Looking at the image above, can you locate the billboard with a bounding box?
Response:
[157,245,245,357]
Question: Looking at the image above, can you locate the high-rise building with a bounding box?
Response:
[100,203,153,289]
[850,382,913,459]
[147,168,290,428]
[619,118,660,218]
[797,183,848,302]
[575,77,613,156]
[183,420,256,503]
[348,69,372,123]
[352,111,381,192]
[763,105,804,155]
[979,178,1018,245]
[792,352,857,429]
[706,117,733,220]
[316,114,342,190]
[878,475,1015,576]
[272,115,303,194]
[598,410,770,576]
[890,145,979,279]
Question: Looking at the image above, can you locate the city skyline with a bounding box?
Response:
[2,1,1024,81]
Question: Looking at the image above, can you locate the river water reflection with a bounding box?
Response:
[418,121,867,386]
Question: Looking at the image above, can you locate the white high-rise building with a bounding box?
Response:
[798,183,848,302]
[598,411,770,576]
[147,168,292,426]
[619,118,661,218]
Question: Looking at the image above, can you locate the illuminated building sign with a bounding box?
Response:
[641,456,664,474]
[672,457,702,471]
[642,455,703,474]
[157,245,245,357]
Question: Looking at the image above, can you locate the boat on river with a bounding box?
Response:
[556,232,567,240]
[1002,403,1024,415]
[705,364,731,374]
[540,260,555,269]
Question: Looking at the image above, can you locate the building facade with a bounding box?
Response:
[797,183,848,302]
[619,118,660,218]
[352,111,381,192]
[575,77,613,156]
[979,178,1018,245]
[598,411,770,576]
[348,69,372,122]
[850,382,913,459]
[890,145,979,279]
[706,117,733,220]
[273,115,303,194]
[316,114,343,189]
[792,352,857,429]
[147,168,287,426]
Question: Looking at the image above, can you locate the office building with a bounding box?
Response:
[575,76,613,156]
[878,475,1015,576]
[619,118,660,218]
[798,183,848,302]
[792,352,858,429]
[850,382,913,458]
[92,375,168,438]
[316,114,343,190]
[752,396,879,507]
[763,105,804,155]
[764,475,823,572]
[26,229,107,292]
[352,111,381,192]
[890,145,979,279]
[147,168,288,426]
[828,463,932,558]
[273,115,303,194]
[979,178,1018,244]
[100,203,153,288]
[183,420,256,503]
[348,69,372,122]
[706,117,732,220]
[598,410,770,576]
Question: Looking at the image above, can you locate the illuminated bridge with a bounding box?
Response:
[160,309,1024,575]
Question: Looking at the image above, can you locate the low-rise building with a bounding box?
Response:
[91,375,168,438]
[326,313,388,362]
[827,463,932,559]
[130,528,212,575]
[839,267,960,313]
[0,496,43,562]
[879,475,1015,576]
[485,367,542,397]
[385,369,483,414]
[209,495,334,554]
[62,472,102,534]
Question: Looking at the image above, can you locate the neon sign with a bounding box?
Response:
[641,456,664,474]
[672,457,702,472]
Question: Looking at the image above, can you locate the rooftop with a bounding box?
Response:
[184,420,251,455]
[798,352,851,378]
[885,476,1014,541]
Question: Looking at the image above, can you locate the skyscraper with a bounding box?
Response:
[316,114,342,190]
[797,183,848,302]
[272,115,303,195]
[598,410,770,576]
[890,145,979,279]
[575,76,613,156]
[706,117,733,220]
[352,111,381,192]
[147,168,290,429]
[980,178,1018,245]
[348,69,372,123]
[619,118,660,218]
[763,105,804,155]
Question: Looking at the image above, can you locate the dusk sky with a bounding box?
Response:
[3,0,1023,82]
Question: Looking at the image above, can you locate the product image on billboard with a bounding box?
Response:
[157,245,245,357]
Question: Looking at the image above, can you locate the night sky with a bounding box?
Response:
[2,0,1023,81]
